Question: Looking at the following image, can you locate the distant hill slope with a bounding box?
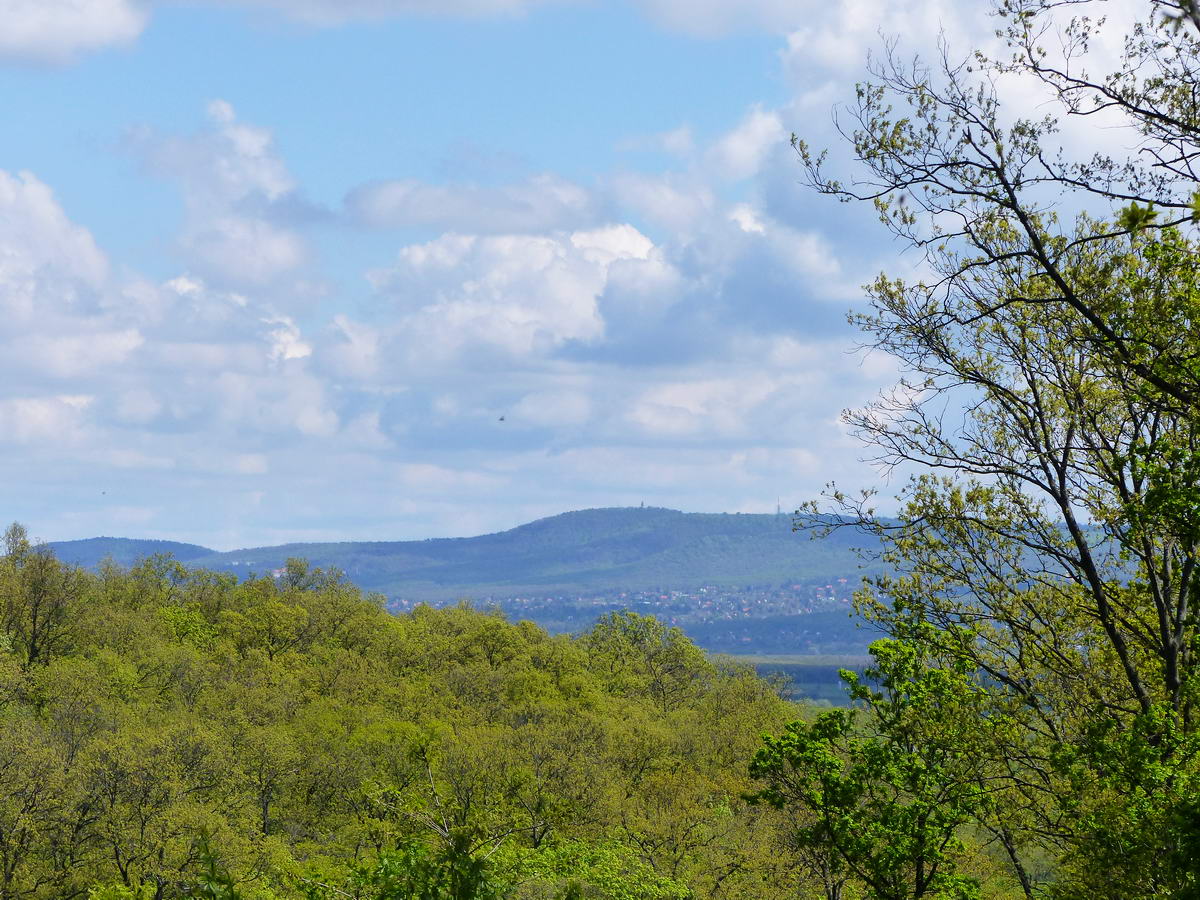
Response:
[47,537,215,568]
[50,507,877,601]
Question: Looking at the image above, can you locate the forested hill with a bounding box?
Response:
[49,507,875,602]
[47,536,215,567]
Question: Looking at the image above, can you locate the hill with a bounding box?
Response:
[52,507,876,600]
[47,508,884,654]
[47,536,214,568]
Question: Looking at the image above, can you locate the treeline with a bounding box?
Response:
[0,524,816,900]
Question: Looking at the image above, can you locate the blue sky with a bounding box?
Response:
[0,0,998,548]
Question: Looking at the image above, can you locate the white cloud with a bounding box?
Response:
[0,0,992,69]
[369,225,655,362]
[195,99,295,202]
[610,172,715,234]
[729,203,766,235]
[340,411,390,448]
[0,0,562,64]
[731,205,852,294]
[0,0,147,63]
[0,171,109,321]
[0,159,343,482]
[598,246,686,326]
[182,216,307,286]
[320,315,381,380]
[263,315,313,362]
[19,329,144,378]
[346,173,598,233]
[707,107,786,180]
[186,450,270,476]
[780,0,981,77]
[208,369,340,437]
[572,224,652,262]
[0,395,93,443]
[133,101,310,288]
[629,374,780,437]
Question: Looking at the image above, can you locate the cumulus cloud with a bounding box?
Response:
[368,224,655,362]
[596,245,686,329]
[131,100,312,288]
[0,159,343,476]
[707,107,786,180]
[0,171,109,321]
[780,0,977,76]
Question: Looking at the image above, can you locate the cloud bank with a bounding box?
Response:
[0,0,1045,546]
[0,87,901,546]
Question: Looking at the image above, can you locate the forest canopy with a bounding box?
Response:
[0,529,823,900]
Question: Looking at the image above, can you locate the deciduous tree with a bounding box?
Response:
[758,2,1200,896]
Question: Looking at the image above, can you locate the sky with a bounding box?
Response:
[0,0,1024,549]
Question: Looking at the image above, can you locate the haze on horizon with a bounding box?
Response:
[0,0,1058,549]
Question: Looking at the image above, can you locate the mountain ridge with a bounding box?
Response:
[48,506,876,602]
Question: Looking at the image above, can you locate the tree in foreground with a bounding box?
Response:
[750,640,994,900]
[752,2,1200,898]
